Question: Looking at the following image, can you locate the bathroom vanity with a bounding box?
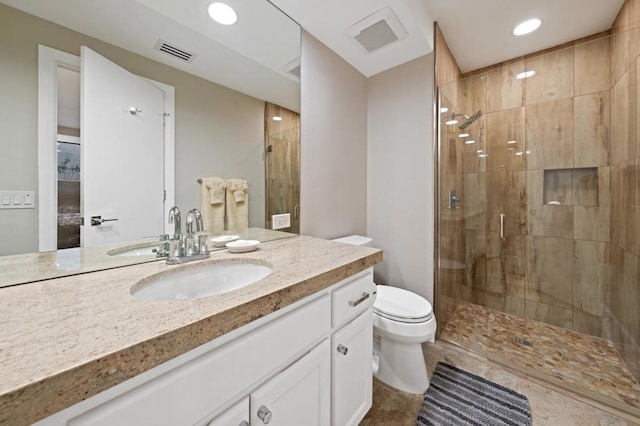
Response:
[0,235,381,426]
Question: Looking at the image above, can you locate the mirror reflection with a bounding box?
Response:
[0,0,301,285]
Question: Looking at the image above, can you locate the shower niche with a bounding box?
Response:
[543,167,598,206]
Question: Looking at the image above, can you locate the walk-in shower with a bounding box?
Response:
[435,30,640,419]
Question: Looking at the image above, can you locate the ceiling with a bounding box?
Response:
[3,0,627,99]
[426,0,626,73]
[0,0,301,111]
[271,0,625,75]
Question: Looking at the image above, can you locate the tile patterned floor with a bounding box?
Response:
[361,341,639,425]
[440,302,640,416]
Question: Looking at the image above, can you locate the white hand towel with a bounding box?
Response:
[207,180,225,205]
[225,178,249,230]
[230,180,249,203]
[201,177,226,233]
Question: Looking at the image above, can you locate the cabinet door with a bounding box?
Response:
[250,340,330,426]
[331,310,373,426]
[207,397,249,426]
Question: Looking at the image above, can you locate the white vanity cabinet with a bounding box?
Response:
[207,397,249,426]
[249,339,330,425]
[330,268,376,426]
[36,269,375,426]
[209,340,330,426]
[331,311,373,426]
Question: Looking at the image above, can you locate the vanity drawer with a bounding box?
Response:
[331,269,375,328]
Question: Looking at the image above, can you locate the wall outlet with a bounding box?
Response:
[272,213,291,230]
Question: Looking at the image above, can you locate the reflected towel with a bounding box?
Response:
[207,180,225,205]
[201,177,226,233]
[225,178,249,230]
[229,180,249,203]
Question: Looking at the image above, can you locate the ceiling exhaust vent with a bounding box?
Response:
[154,39,196,63]
[345,7,408,54]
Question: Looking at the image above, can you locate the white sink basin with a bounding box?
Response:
[108,244,159,257]
[131,261,273,301]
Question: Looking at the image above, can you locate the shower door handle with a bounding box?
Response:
[499,213,505,241]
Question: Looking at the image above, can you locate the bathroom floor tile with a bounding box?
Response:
[440,302,640,416]
[360,341,637,425]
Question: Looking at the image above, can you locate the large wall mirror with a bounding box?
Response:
[0,0,301,285]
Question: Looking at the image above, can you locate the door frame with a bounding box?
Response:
[37,45,175,252]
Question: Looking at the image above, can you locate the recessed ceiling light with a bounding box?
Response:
[507,140,517,144]
[459,133,470,138]
[272,116,283,121]
[445,119,458,125]
[208,2,238,25]
[440,107,449,113]
[465,140,476,145]
[515,151,524,156]
[476,149,484,154]
[516,71,536,79]
[478,153,488,158]
[513,18,541,36]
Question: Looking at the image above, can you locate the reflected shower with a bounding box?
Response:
[458,110,482,130]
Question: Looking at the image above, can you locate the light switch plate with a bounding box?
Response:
[272,213,291,230]
[0,191,35,209]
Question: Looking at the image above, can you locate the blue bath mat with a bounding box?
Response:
[417,362,532,426]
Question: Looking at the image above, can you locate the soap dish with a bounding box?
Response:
[226,239,260,253]
[211,235,240,247]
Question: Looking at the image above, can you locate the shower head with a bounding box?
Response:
[458,110,482,130]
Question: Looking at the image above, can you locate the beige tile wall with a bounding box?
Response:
[609,0,640,384]
[451,35,615,340]
[437,0,640,386]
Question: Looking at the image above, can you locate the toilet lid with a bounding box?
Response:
[373,285,433,323]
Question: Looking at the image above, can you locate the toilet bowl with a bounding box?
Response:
[332,235,437,394]
[373,285,436,394]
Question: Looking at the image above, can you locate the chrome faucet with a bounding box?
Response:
[166,206,209,264]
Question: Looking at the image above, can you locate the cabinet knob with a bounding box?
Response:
[337,344,349,355]
[257,405,272,424]
[239,422,249,426]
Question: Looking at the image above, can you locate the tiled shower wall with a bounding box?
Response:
[609,0,640,383]
[436,1,640,385]
[450,34,613,339]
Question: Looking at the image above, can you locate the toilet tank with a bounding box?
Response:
[332,235,373,247]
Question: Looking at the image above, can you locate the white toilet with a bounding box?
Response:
[332,235,437,394]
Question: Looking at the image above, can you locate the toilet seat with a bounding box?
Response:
[373,285,433,323]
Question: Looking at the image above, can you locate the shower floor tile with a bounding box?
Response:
[441,301,640,415]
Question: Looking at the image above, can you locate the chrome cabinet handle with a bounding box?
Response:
[257,405,272,424]
[349,292,370,307]
[337,344,348,355]
[499,213,505,241]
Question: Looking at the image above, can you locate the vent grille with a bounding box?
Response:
[354,19,399,53]
[154,39,196,63]
[345,7,408,54]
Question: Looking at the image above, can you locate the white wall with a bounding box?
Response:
[366,55,435,303]
[299,31,368,239]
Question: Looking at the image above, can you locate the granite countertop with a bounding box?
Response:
[0,235,382,425]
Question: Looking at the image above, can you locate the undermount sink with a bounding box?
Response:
[131,261,273,301]
[108,244,159,257]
